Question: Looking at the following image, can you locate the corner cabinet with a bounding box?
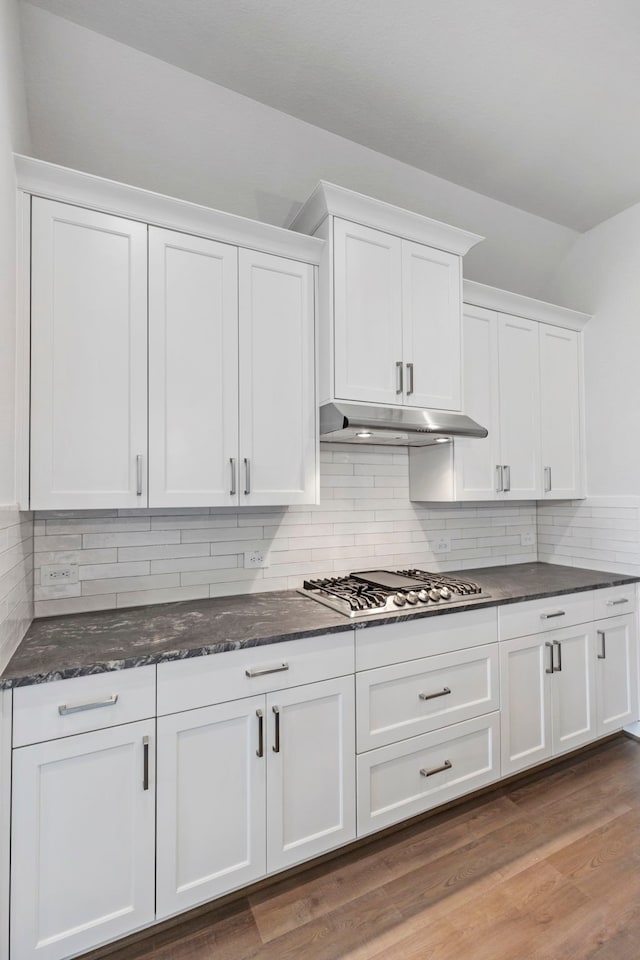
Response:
[289,181,483,412]
[409,282,589,502]
[20,159,322,510]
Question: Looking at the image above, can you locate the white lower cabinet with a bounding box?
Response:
[11,720,155,960]
[595,614,638,736]
[156,675,355,919]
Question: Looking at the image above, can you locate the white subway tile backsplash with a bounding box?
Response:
[0,508,34,669]
[537,498,640,575]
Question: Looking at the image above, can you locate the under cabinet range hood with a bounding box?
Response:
[319,402,488,446]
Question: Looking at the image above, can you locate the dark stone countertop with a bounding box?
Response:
[2,562,638,688]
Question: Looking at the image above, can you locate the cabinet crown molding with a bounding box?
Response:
[14,155,323,265]
[463,280,591,331]
[288,180,484,255]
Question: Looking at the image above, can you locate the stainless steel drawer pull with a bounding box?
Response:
[420,759,452,778]
[544,466,552,493]
[142,735,150,791]
[230,458,237,497]
[245,662,289,678]
[541,611,565,620]
[553,639,562,672]
[545,641,554,674]
[496,465,504,493]
[503,465,511,492]
[272,705,280,753]
[256,709,264,757]
[244,457,251,495]
[406,362,414,396]
[597,629,606,660]
[419,686,452,701]
[136,455,143,497]
[58,695,119,716]
[396,361,403,395]
[606,598,629,606]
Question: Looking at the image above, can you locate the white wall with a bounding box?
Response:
[19,2,578,301]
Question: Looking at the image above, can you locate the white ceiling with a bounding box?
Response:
[21,0,640,231]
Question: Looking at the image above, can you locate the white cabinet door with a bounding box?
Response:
[454,305,502,500]
[498,313,542,499]
[500,634,552,775]
[156,696,266,918]
[596,615,638,736]
[238,249,317,506]
[550,625,596,755]
[539,324,583,499]
[266,676,355,872]
[401,240,461,411]
[148,228,239,507]
[30,199,148,509]
[11,720,155,960]
[333,219,403,404]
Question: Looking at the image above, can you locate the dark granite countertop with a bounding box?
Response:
[2,562,638,688]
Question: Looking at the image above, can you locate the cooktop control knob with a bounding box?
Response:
[417,589,429,602]
[393,592,407,607]
[405,591,419,604]
[428,588,441,602]
[439,586,452,600]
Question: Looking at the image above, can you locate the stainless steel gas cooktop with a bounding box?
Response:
[298,569,489,619]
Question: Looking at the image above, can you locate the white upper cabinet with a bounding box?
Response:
[30,199,148,510]
[498,313,542,499]
[148,229,239,508]
[238,250,317,506]
[289,182,482,412]
[539,324,583,499]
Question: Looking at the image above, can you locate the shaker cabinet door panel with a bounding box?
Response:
[500,635,552,775]
[596,615,638,736]
[11,720,155,960]
[238,249,316,505]
[333,219,403,404]
[148,228,239,507]
[540,325,583,499]
[498,314,542,499]
[30,199,148,509]
[550,626,596,755]
[401,240,461,411]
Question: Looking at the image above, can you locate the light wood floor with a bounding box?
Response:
[97,736,640,960]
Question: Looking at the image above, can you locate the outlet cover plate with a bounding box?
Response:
[433,535,451,555]
[244,549,269,569]
[41,563,79,585]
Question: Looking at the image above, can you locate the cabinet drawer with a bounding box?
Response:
[357,713,500,835]
[593,585,637,621]
[157,632,354,715]
[499,592,594,641]
[356,644,499,751]
[355,607,497,672]
[13,666,156,747]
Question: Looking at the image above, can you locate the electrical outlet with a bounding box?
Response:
[432,535,451,555]
[244,549,269,569]
[41,563,78,585]
[521,530,536,547]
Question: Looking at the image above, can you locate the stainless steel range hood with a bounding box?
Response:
[320,402,488,446]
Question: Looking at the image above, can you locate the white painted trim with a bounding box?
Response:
[288,181,484,256]
[15,191,30,511]
[463,279,590,330]
[14,155,323,266]
[0,689,12,960]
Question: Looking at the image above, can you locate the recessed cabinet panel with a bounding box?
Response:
[333,219,403,404]
[11,721,155,960]
[498,314,541,499]
[402,240,461,411]
[550,626,596,755]
[238,250,316,505]
[30,199,148,509]
[148,229,239,507]
[596,615,638,735]
[540,325,582,499]
[500,635,552,775]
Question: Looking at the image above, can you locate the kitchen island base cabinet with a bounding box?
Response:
[357,712,500,836]
[156,676,356,919]
[10,720,155,960]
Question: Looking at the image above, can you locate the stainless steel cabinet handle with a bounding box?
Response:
[58,695,119,716]
[553,640,562,672]
[244,457,251,495]
[419,686,451,701]
[541,611,565,620]
[256,709,264,757]
[606,598,629,606]
[230,458,237,497]
[406,362,414,396]
[545,641,554,674]
[136,455,143,496]
[420,759,452,778]
[143,735,150,791]
[544,466,552,493]
[597,629,607,660]
[272,705,280,753]
[395,361,403,395]
[496,465,504,493]
[245,662,289,678]
[503,465,511,492]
